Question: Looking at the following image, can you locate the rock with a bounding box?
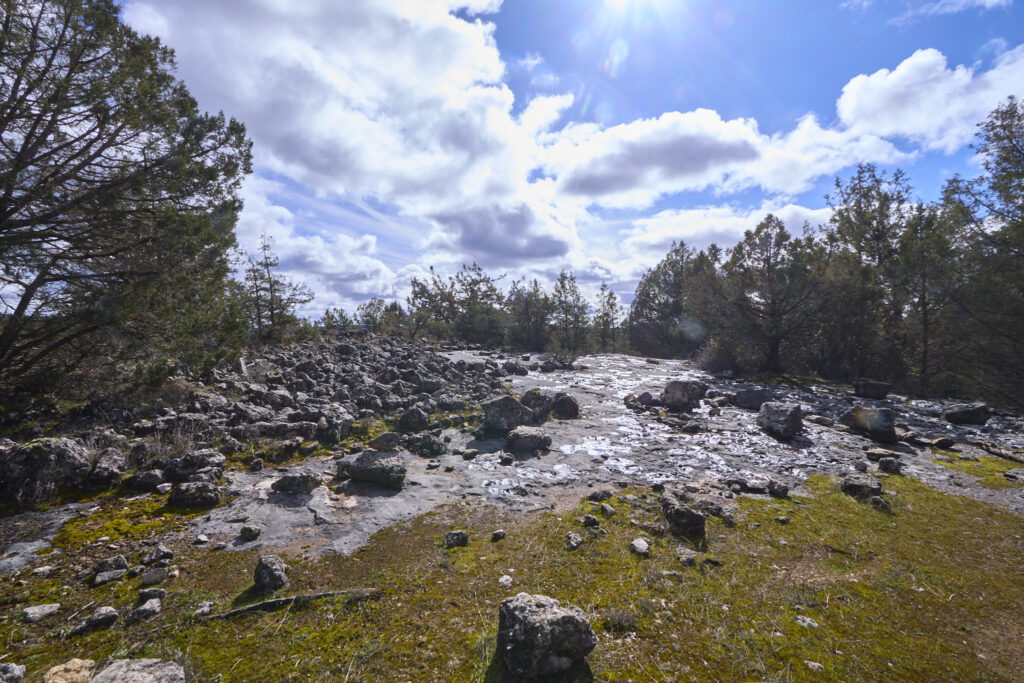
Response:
[139,588,166,601]
[767,480,789,499]
[368,432,402,451]
[167,482,220,508]
[629,538,650,556]
[499,575,514,587]
[193,601,214,618]
[491,529,506,542]
[254,555,289,592]
[870,495,892,513]
[582,514,600,528]
[69,606,118,636]
[335,450,407,490]
[588,490,613,502]
[944,403,991,426]
[127,598,161,623]
[240,525,262,541]
[566,532,583,550]
[142,544,174,566]
[482,396,533,433]
[865,448,900,462]
[853,378,890,400]
[507,426,552,453]
[444,530,469,548]
[520,389,554,421]
[839,406,898,443]
[805,660,825,672]
[795,615,819,629]
[86,447,126,491]
[94,555,128,573]
[93,569,127,586]
[122,469,165,492]
[271,470,322,494]
[732,388,773,410]
[840,473,883,500]
[757,402,803,439]
[89,659,185,683]
[141,567,168,586]
[398,406,430,432]
[41,658,95,683]
[660,492,706,545]
[854,459,869,473]
[878,457,902,474]
[23,603,61,623]
[497,593,597,679]
[0,437,92,508]
[805,414,834,427]
[661,380,708,412]
[550,393,580,419]
[0,664,25,683]
[32,565,55,578]
[600,503,616,516]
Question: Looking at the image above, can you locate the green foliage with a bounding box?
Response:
[237,233,314,344]
[548,270,589,361]
[0,0,252,395]
[592,282,623,352]
[505,278,552,351]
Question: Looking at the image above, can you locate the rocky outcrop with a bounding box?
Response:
[335,450,407,490]
[497,593,597,679]
[757,403,803,439]
[0,438,92,508]
[945,403,991,426]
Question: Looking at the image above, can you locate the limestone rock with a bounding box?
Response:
[167,482,220,508]
[89,659,185,683]
[335,450,407,490]
[944,403,991,426]
[757,403,803,439]
[497,593,597,679]
[41,658,95,683]
[732,388,773,410]
[660,492,706,546]
[482,396,533,433]
[254,555,289,592]
[270,470,321,494]
[507,426,552,453]
[23,603,60,623]
[661,380,708,412]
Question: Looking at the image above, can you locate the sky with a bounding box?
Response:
[120,0,1024,313]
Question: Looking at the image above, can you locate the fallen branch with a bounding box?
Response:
[972,440,1024,464]
[208,588,378,620]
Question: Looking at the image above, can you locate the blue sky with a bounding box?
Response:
[121,0,1024,311]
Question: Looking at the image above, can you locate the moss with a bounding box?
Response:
[51,494,201,550]
[933,455,1024,489]
[2,476,1024,681]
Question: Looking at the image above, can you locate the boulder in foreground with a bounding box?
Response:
[497,593,597,679]
[89,658,185,683]
[335,450,407,490]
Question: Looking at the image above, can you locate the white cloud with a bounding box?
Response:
[837,46,1024,153]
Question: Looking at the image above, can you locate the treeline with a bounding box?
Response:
[629,98,1024,406]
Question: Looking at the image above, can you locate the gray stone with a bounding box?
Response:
[491,529,506,542]
[839,406,897,443]
[566,532,583,550]
[0,664,25,683]
[69,606,118,636]
[878,457,902,474]
[870,495,892,513]
[660,492,706,545]
[335,450,407,490]
[497,593,597,679]
[193,601,214,618]
[240,525,262,541]
[22,603,60,623]
[853,379,890,400]
[86,447,126,491]
[127,598,161,623]
[142,544,173,566]
[944,403,992,426]
[507,426,552,453]
[398,406,430,433]
[167,482,220,508]
[139,588,166,602]
[757,402,803,439]
[840,473,883,500]
[93,569,127,586]
[122,469,166,492]
[368,431,402,451]
[141,567,168,586]
[520,389,554,421]
[629,538,650,556]
[661,380,708,412]
[253,555,289,592]
[271,470,321,494]
[767,480,789,499]
[482,396,533,433]
[93,555,128,573]
[444,530,469,548]
[550,393,580,420]
[89,659,185,683]
[733,388,773,410]
[0,437,92,509]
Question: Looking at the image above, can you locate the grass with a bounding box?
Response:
[2,475,1023,681]
[932,455,1024,489]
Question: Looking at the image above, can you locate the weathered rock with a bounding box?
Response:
[398,406,430,433]
[127,598,161,623]
[89,659,185,683]
[335,450,407,490]
[271,470,322,494]
[139,588,166,602]
[520,389,554,421]
[193,601,214,618]
[507,426,552,453]
[944,403,992,426]
[41,658,95,683]
[840,473,883,500]
[444,530,469,548]
[482,396,533,433]
[805,414,834,427]
[0,664,25,683]
[878,457,902,474]
[122,469,166,492]
[660,492,706,545]
[661,380,708,412]
[94,555,129,573]
[69,606,118,636]
[732,388,773,410]
[865,448,900,462]
[93,569,127,586]
[870,495,893,513]
[254,555,289,592]
[767,480,789,499]
[497,593,597,679]
[0,438,92,509]
[629,538,650,556]
[839,406,898,443]
[86,448,126,491]
[757,403,803,439]
[23,603,60,623]
[491,529,506,542]
[550,393,580,420]
[142,544,173,566]
[141,567,168,586]
[566,532,583,550]
[167,482,220,508]
[368,431,402,451]
[853,378,890,400]
[240,525,262,541]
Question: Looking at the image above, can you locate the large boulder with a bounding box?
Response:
[253,555,289,592]
[270,470,322,494]
[85,448,126,491]
[660,492,706,546]
[853,379,890,400]
[520,389,554,421]
[483,396,533,433]
[757,403,803,440]
[661,380,708,412]
[507,426,552,454]
[397,406,429,433]
[839,406,897,443]
[167,482,220,508]
[944,403,991,426]
[550,393,580,420]
[497,593,597,679]
[732,388,773,410]
[335,450,407,490]
[0,438,92,508]
[88,659,185,683]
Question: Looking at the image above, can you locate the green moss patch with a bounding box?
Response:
[932,455,1024,489]
[2,476,1023,681]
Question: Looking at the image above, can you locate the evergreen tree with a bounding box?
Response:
[506,278,552,351]
[592,282,622,352]
[549,271,589,360]
[356,297,386,334]
[239,234,314,344]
